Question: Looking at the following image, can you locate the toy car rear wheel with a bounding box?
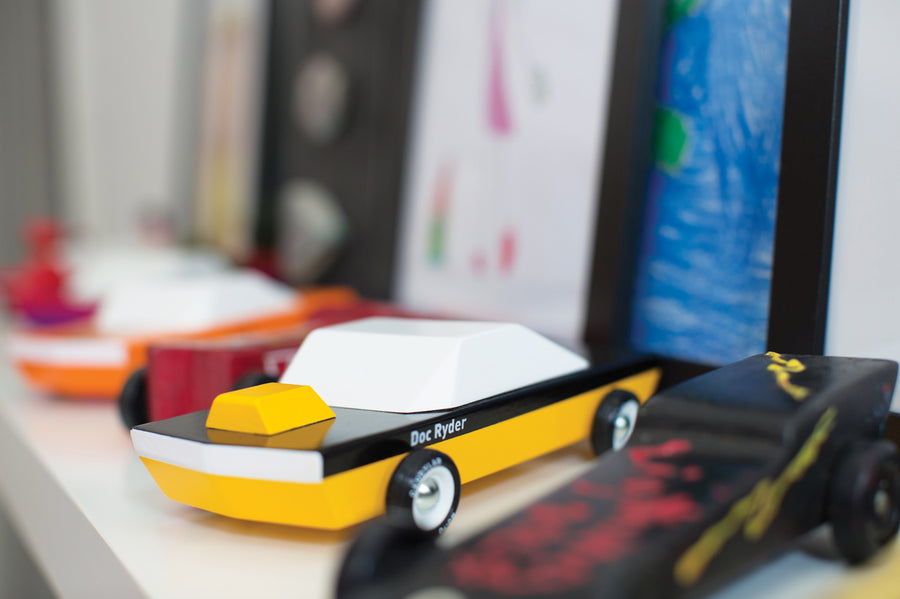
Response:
[828,439,900,564]
[590,389,640,456]
[118,367,149,430]
[386,449,460,535]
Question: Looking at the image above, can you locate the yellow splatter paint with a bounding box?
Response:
[673,407,837,587]
[766,351,810,401]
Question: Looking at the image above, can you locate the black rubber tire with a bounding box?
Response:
[385,449,460,535]
[336,523,432,599]
[230,370,279,391]
[829,439,900,564]
[118,367,149,430]
[590,389,640,456]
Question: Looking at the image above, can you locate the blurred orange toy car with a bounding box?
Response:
[8,269,357,399]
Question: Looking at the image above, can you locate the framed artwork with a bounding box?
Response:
[629,0,851,386]
[628,0,793,368]
[256,0,421,295]
[193,0,269,262]
[395,0,665,344]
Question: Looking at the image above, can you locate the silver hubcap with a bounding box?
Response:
[414,477,441,513]
[411,464,456,530]
[613,414,632,445]
[874,488,891,520]
[612,400,640,451]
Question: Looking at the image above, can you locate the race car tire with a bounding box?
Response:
[386,449,460,535]
[230,370,279,391]
[590,389,640,456]
[336,523,432,599]
[829,439,900,564]
[118,367,149,430]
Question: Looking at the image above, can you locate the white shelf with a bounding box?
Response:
[0,336,897,598]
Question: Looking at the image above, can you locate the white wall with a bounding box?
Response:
[49,0,196,242]
[826,0,900,406]
[0,0,55,262]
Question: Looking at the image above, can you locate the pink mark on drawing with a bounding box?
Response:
[433,164,453,212]
[471,249,488,275]
[499,228,516,273]
[426,163,455,266]
[487,1,512,135]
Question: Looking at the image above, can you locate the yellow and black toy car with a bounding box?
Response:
[131,317,660,533]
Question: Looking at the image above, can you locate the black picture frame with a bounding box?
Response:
[766,0,850,355]
[610,0,851,388]
[582,0,668,349]
[256,0,422,299]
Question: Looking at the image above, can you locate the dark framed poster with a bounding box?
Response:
[256,0,421,297]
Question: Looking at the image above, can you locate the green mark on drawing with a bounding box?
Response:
[667,0,706,28]
[654,107,689,171]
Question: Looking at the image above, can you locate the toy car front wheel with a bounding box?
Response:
[118,367,149,430]
[828,439,900,564]
[590,389,640,456]
[386,449,460,535]
[336,523,432,599]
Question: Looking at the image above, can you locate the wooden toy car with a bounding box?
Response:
[8,270,357,399]
[131,317,660,533]
[117,301,431,429]
[336,352,900,599]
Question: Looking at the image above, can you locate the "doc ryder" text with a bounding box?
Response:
[410,417,468,447]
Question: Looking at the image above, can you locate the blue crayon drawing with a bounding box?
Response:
[630,0,790,365]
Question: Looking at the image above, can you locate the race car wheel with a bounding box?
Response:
[590,389,640,456]
[118,367,149,430]
[336,523,432,599]
[386,450,460,535]
[828,439,900,564]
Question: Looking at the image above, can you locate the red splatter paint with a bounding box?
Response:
[620,493,702,528]
[630,439,693,461]
[448,438,706,595]
[681,465,704,482]
[622,477,666,496]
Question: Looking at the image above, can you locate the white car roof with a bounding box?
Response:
[96,270,297,335]
[279,317,589,413]
[66,243,227,303]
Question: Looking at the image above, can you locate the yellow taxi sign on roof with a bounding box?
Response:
[206,382,335,436]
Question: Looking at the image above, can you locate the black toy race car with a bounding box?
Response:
[338,352,900,599]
